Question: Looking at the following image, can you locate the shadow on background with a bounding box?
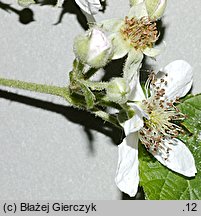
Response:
[37,0,89,28]
[0,0,167,200]
[0,0,89,28]
[0,89,123,151]
[103,57,126,81]
[0,1,34,24]
[53,0,88,28]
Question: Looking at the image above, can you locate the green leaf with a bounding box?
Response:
[180,94,201,134]
[139,94,201,200]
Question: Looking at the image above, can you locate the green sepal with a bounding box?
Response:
[78,81,96,109]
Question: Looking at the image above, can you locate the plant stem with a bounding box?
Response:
[0,77,121,128]
[0,77,73,103]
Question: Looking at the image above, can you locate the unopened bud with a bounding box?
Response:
[106,78,130,104]
[74,28,113,68]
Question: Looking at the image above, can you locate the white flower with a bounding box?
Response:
[99,2,162,61]
[115,60,197,197]
[98,2,166,83]
[74,28,113,68]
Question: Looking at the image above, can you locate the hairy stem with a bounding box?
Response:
[0,77,121,128]
[0,77,73,103]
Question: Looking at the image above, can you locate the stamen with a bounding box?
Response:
[138,73,184,159]
[120,16,158,51]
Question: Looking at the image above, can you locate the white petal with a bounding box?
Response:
[123,49,143,81]
[143,41,166,58]
[143,47,161,58]
[115,133,139,197]
[99,19,124,33]
[131,103,149,119]
[154,138,197,177]
[123,112,144,136]
[128,2,148,19]
[123,103,148,136]
[110,33,130,60]
[128,71,146,101]
[158,60,193,101]
[75,0,102,15]
[129,78,146,101]
[130,0,144,7]
[145,0,167,20]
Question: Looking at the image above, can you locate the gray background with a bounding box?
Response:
[0,0,200,200]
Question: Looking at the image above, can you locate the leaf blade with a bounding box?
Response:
[139,94,201,200]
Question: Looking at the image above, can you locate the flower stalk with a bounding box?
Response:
[0,77,120,127]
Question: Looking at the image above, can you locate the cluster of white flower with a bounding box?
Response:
[72,0,197,197]
[14,0,197,197]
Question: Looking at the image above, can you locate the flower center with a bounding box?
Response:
[120,16,158,51]
[138,73,185,159]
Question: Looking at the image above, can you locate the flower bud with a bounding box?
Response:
[74,28,113,68]
[145,0,167,20]
[106,78,130,104]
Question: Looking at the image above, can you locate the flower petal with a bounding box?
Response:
[157,60,193,101]
[154,138,197,177]
[99,19,124,33]
[128,71,146,101]
[75,0,102,15]
[123,103,148,136]
[143,46,161,58]
[115,133,139,197]
[130,0,144,7]
[123,49,143,81]
[110,32,130,60]
[129,77,146,101]
[128,2,148,19]
[145,0,167,20]
[123,111,144,136]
